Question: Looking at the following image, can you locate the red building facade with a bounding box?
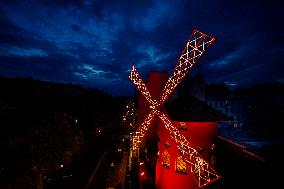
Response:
[137,72,222,189]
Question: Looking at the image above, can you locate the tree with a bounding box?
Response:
[29,112,83,188]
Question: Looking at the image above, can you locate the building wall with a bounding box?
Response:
[207,95,250,128]
[137,72,168,124]
[137,72,169,143]
[156,121,218,189]
[137,72,219,189]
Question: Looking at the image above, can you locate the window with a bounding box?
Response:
[162,150,170,169]
[179,122,187,130]
[196,146,204,153]
[175,156,187,174]
[234,115,239,121]
[225,107,228,114]
[236,115,240,121]
[236,108,240,114]
[163,141,170,148]
[209,143,216,167]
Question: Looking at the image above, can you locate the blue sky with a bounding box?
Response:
[0,0,283,95]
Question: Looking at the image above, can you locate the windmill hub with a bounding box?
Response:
[150,100,162,111]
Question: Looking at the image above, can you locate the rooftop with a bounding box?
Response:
[165,94,228,122]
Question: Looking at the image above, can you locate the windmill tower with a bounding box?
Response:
[129,29,220,188]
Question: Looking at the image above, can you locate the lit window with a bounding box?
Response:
[179,122,187,130]
[209,143,216,167]
[164,142,170,148]
[175,156,187,174]
[162,150,170,169]
[210,143,216,151]
[196,146,204,153]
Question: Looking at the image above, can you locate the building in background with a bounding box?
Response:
[178,73,251,129]
[206,94,250,128]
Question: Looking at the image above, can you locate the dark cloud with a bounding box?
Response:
[0,54,76,79]
[0,0,283,95]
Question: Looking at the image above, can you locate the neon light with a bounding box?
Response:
[160,30,215,104]
[132,110,155,151]
[128,29,220,188]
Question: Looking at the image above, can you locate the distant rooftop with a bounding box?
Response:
[165,94,228,122]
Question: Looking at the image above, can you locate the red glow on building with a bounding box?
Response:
[129,29,221,188]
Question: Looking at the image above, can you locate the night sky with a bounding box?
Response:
[0,0,283,96]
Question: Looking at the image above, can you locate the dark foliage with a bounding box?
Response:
[0,76,125,188]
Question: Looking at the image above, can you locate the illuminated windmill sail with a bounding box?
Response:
[129,29,220,187]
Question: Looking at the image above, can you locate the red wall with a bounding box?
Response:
[137,72,168,143]
[156,121,218,189]
[156,161,197,189]
[137,72,168,122]
[137,72,218,189]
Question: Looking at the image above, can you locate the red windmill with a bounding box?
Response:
[129,29,220,188]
